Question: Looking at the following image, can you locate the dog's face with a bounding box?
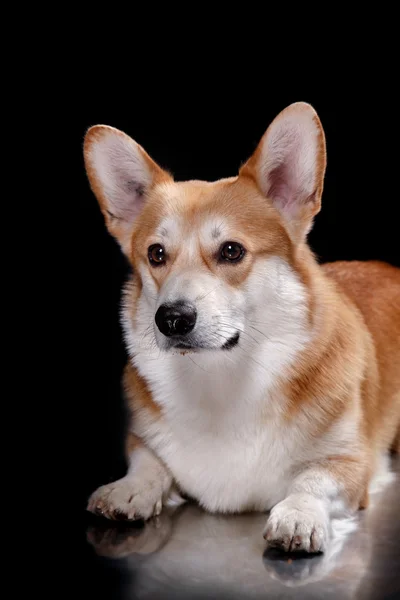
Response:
[84,103,326,355]
[128,177,292,353]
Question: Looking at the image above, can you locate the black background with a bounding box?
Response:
[70,79,399,597]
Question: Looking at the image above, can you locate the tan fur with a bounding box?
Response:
[125,431,142,458]
[123,363,160,417]
[272,256,399,508]
[322,260,400,450]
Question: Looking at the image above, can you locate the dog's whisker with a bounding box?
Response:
[196,282,222,302]
[186,355,210,373]
[217,322,260,345]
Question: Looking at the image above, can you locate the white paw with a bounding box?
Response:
[87,476,163,521]
[263,494,329,553]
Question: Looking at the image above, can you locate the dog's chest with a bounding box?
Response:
[143,358,300,513]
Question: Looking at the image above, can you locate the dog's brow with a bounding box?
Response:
[211,226,222,240]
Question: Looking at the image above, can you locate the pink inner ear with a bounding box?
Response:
[267,160,317,215]
[263,126,308,214]
[91,133,152,224]
[267,159,298,212]
[260,113,320,217]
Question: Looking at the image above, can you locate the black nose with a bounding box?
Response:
[155,302,197,337]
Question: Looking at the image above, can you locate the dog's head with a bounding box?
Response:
[84,103,326,355]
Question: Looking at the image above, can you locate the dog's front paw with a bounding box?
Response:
[263,494,329,553]
[87,476,163,521]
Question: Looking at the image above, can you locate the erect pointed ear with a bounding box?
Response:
[83,125,171,255]
[239,102,326,244]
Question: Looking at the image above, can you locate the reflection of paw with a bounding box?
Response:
[87,512,173,558]
[263,495,329,553]
[87,476,163,521]
[263,547,326,585]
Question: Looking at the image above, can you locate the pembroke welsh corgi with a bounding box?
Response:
[83,102,400,553]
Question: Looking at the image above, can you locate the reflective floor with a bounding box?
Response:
[84,457,400,599]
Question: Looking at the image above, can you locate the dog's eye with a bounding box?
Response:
[148,244,166,266]
[220,242,245,262]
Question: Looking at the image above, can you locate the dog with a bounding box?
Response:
[83,102,400,554]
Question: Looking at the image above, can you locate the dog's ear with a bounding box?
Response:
[240,102,326,243]
[84,125,171,255]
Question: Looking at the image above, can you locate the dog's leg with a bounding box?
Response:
[263,457,366,553]
[87,433,173,521]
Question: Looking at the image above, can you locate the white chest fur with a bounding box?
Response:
[133,339,314,514]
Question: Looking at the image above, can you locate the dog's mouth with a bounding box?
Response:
[221,332,240,350]
[174,341,202,351]
[170,332,240,352]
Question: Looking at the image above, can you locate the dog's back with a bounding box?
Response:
[322,260,400,452]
